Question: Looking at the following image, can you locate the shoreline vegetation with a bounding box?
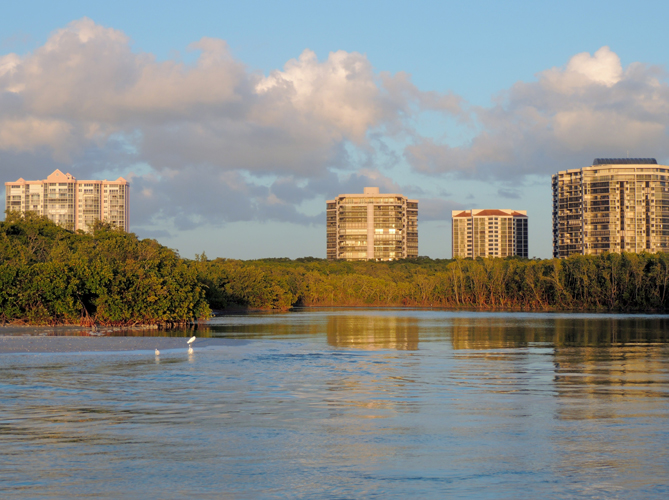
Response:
[0,213,209,327]
[3,213,669,326]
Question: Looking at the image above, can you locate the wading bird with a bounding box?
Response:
[155,348,160,356]
[187,336,196,354]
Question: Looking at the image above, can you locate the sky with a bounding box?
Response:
[2,0,669,260]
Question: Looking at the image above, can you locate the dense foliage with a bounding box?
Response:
[198,253,669,312]
[4,212,669,325]
[0,212,210,325]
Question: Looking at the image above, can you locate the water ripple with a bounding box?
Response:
[2,310,669,498]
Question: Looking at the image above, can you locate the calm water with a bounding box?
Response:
[2,309,669,499]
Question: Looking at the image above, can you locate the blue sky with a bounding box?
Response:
[2,0,669,259]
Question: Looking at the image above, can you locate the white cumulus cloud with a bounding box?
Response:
[0,18,453,178]
[0,18,461,229]
[564,46,622,87]
[4,22,663,234]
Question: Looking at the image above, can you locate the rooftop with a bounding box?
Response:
[453,209,527,218]
[593,158,657,165]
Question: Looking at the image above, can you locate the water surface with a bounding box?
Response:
[1,309,669,499]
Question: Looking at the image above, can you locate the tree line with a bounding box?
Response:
[198,253,669,312]
[3,212,669,326]
[0,212,210,325]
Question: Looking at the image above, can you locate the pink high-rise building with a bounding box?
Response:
[5,169,129,232]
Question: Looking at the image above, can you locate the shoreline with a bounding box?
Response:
[0,336,248,354]
[0,324,164,335]
[3,304,669,332]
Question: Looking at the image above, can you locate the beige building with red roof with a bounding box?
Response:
[327,187,418,261]
[452,209,528,258]
[5,169,129,232]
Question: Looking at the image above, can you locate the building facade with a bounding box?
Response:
[452,209,528,258]
[552,158,669,258]
[326,187,418,261]
[5,169,129,232]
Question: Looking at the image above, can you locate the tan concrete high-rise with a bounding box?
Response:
[552,158,669,258]
[452,209,528,258]
[5,169,129,232]
[326,187,418,261]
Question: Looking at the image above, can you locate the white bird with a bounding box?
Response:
[155,348,160,356]
[187,336,196,354]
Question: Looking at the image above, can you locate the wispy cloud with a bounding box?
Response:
[405,46,669,179]
[498,188,521,199]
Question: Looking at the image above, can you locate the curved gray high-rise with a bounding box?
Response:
[552,158,669,257]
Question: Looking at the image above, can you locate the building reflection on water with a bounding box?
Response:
[448,314,669,421]
[446,314,669,488]
[549,317,669,416]
[450,315,669,349]
[450,316,553,350]
[551,317,669,418]
[326,315,419,350]
[549,319,669,485]
[552,316,669,346]
[320,316,423,438]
